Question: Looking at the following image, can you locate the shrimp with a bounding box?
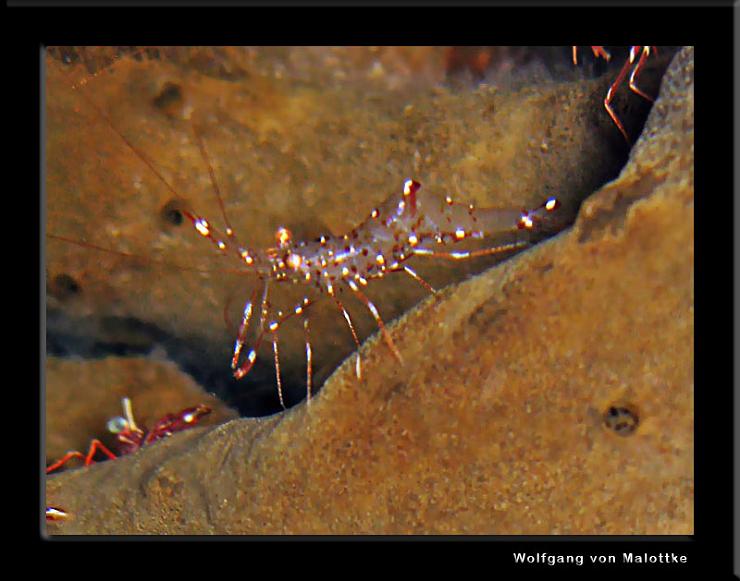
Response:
[175,172,561,407]
[46,397,211,524]
[46,47,565,412]
[46,397,212,474]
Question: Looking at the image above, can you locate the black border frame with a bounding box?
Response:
[17,1,733,577]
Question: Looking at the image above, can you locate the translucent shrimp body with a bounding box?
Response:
[182,178,562,403]
[209,179,561,295]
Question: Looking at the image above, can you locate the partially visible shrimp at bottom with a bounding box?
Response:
[46,397,212,524]
[46,396,211,474]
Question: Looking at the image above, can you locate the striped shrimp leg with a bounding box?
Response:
[45,440,118,474]
[232,291,318,407]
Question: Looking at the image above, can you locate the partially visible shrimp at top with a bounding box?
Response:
[572,45,659,142]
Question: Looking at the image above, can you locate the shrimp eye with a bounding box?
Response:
[107,416,129,434]
[544,198,560,212]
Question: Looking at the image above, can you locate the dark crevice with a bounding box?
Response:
[46,311,300,418]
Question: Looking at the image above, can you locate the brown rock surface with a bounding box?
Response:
[45,47,692,535]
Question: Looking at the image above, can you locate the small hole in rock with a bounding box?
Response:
[603,404,639,436]
[50,274,81,300]
[152,82,184,117]
[50,273,81,300]
[160,199,186,228]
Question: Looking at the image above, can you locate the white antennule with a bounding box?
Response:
[121,397,139,432]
